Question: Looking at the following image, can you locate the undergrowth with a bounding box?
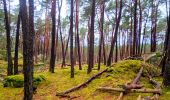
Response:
[0,60,169,100]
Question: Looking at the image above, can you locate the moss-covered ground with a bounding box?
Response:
[0,60,169,100]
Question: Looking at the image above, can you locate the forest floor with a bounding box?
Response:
[0,59,170,100]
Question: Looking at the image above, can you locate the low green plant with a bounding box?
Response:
[3,75,45,88]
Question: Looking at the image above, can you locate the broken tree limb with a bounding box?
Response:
[116,92,123,100]
[149,77,161,100]
[149,78,161,89]
[123,66,144,90]
[56,93,80,99]
[137,95,142,100]
[56,68,108,95]
[97,87,161,94]
[123,56,144,61]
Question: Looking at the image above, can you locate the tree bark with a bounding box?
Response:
[163,8,170,86]
[57,0,65,68]
[3,0,13,76]
[49,0,56,73]
[14,14,20,75]
[70,0,74,78]
[61,33,70,68]
[133,0,137,56]
[98,0,105,70]
[19,0,35,99]
[107,0,122,66]
[138,0,142,55]
[87,0,96,73]
[76,0,82,70]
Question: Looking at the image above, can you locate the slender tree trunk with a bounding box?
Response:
[98,0,105,70]
[70,0,74,78]
[141,17,148,54]
[19,0,34,99]
[88,0,96,73]
[57,0,65,68]
[87,17,91,64]
[161,2,169,74]
[3,0,13,75]
[151,1,159,52]
[163,9,170,86]
[115,0,118,62]
[138,0,142,55]
[44,3,49,61]
[14,14,20,75]
[107,0,122,66]
[130,4,133,56]
[102,35,106,65]
[49,0,56,73]
[61,33,70,68]
[76,0,82,70]
[133,0,137,56]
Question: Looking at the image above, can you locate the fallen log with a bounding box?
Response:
[144,53,157,62]
[56,68,108,95]
[97,87,161,94]
[123,66,144,90]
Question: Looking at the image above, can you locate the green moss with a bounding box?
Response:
[108,60,160,77]
[0,61,167,100]
[3,74,45,88]
[156,52,161,57]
